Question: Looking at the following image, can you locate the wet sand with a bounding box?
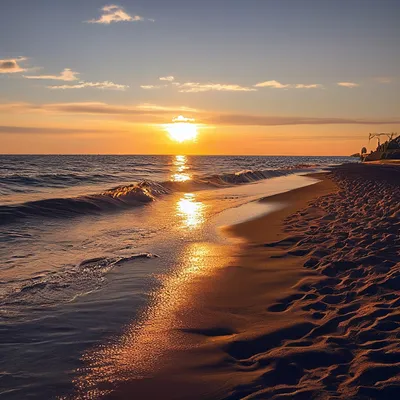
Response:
[79,163,399,399]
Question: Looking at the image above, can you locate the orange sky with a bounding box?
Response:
[1,110,394,155]
[1,1,399,155]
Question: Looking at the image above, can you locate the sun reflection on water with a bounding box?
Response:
[72,241,231,398]
[176,193,205,229]
[70,156,218,397]
[171,155,191,182]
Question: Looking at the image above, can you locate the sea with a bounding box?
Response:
[0,155,356,399]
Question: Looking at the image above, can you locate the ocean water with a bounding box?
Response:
[0,155,355,398]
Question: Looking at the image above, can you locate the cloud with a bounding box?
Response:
[0,102,26,111]
[86,4,144,24]
[0,125,120,135]
[337,82,359,88]
[45,102,141,114]
[159,76,175,82]
[1,101,399,127]
[137,103,199,112]
[0,102,193,116]
[254,80,291,89]
[24,68,79,81]
[0,57,27,73]
[47,81,128,90]
[255,80,323,89]
[172,115,195,122]
[142,77,322,92]
[178,82,257,93]
[140,85,162,89]
[294,84,323,89]
[206,114,400,126]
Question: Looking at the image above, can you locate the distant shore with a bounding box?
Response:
[81,163,400,399]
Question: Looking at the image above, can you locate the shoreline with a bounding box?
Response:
[85,173,339,398]
[70,174,333,399]
[95,163,400,399]
[0,170,343,399]
[223,172,337,243]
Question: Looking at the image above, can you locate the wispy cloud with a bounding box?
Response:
[141,77,324,92]
[0,125,117,135]
[254,80,323,89]
[141,76,256,92]
[24,68,79,81]
[206,114,400,126]
[47,81,128,90]
[172,115,195,122]
[337,82,359,88]
[0,102,192,116]
[254,80,290,89]
[140,85,162,90]
[45,102,140,114]
[137,103,199,112]
[86,4,146,24]
[294,84,323,89]
[178,82,256,93]
[0,57,27,73]
[159,76,175,82]
[1,101,399,127]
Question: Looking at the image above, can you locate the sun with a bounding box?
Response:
[165,115,198,143]
[167,123,198,143]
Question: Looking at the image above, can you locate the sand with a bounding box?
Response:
[366,160,400,165]
[77,163,400,400]
[219,163,400,399]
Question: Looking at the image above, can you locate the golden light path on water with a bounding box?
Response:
[172,155,205,228]
[72,154,230,398]
[170,155,191,182]
[176,193,205,229]
[74,244,229,399]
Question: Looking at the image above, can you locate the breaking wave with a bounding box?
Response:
[0,167,319,225]
[0,181,170,225]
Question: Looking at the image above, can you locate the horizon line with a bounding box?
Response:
[0,153,356,157]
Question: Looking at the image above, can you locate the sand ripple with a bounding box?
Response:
[226,164,400,399]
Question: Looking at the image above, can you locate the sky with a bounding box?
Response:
[0,0,399,155]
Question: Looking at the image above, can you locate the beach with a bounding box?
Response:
[2,159,399,399]
[0,156,353,399]
[2,1,400,398]
[81,162,400,400]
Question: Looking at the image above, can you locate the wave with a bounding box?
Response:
[0,181,170,225]
[196,168,302,185]
[1,253,158,318]
[0,172,117,188]
[0,167,319,225]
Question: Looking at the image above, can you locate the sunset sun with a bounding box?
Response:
[165,115,198,143]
